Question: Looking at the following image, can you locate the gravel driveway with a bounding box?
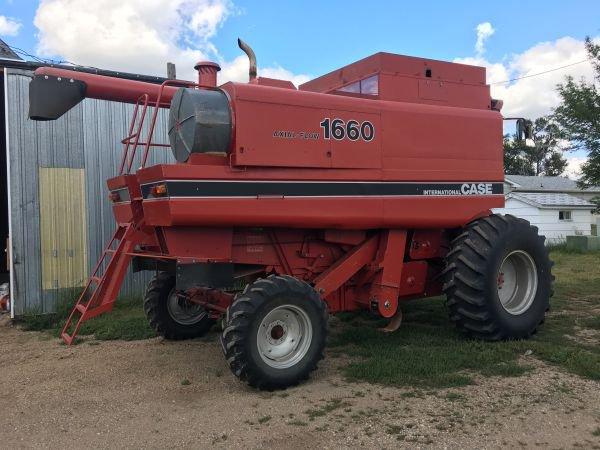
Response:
[1,319,599,449]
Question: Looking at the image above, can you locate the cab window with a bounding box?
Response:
[335,74,379,96]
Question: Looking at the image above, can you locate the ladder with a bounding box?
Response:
[61,223,137,345]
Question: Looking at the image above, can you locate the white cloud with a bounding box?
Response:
[34,0,229,80]
[565,156,587,179]
[0,15,21,36]
[33,0,309,86]
[456,36,596,119]
[260,66,311,87]
[187,1,232,41]
[457,29,598,178]
[218,55,311,86]
[475,22,494,56]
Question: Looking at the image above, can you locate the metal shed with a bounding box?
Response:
[1,61,175,317]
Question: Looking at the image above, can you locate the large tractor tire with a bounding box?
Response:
[143,272,215,340]
[443,214,553,341]
[221,275,328,390]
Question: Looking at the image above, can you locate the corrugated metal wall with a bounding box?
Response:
[5,68,174,315]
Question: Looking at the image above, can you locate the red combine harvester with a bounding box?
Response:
[29,40,552,389]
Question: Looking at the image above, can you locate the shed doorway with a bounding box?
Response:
[39,167,88,291]
[0,71,9,285]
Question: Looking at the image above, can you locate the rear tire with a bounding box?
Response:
[443,214,553,341]
[221,275,328,390]
[143,272,215,340]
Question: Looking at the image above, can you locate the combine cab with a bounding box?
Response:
[29,40,552,390]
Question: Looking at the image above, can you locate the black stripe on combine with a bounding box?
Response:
[141,181,504,199]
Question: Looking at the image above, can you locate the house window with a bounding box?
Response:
[559,211,572,221]
[336,74,379,96]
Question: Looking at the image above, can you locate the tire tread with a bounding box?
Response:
[443,214,553,341]
[221,275,328,390]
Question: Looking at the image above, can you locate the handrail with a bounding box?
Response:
[119,79,201,174]
[126,94,150,173]
[140,79,201,169]
[118,95,147,175]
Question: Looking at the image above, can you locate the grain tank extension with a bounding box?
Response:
[29,40,553,390]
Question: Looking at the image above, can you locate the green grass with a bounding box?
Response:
[77,298,154,341]
[304,398,351,421]
[546,241,600,255]
[330,304,531,388]
[18,251,600,386]
[20,288,83,331]
[582,316,600,330]
[385,424,404,435]
[287,420,308,426]
[331,250,600,388]
[445,392,467,402]
[20,293,154,342]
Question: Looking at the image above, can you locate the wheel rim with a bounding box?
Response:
[166,290,207,325]
[497,250,538,315]
[257,305,313,369]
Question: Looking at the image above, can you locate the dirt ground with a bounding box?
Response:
[1,318,599,450]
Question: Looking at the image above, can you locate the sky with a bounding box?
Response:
[1,0,599,177]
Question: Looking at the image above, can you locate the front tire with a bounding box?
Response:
[143,272,215,340]
[443,214,553,341]
[222,275,328,390]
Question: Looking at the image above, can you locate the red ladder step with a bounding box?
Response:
[60,223,140,345]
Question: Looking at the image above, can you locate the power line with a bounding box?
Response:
[2,40,168,83]
[3,41,77,66]
[6,45,44,63]
[492,59,589,85]
[3,40,590,87]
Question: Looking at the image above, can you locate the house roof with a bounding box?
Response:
[508,192,595,209]
[505,175,600,193]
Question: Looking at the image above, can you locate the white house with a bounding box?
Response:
[493,176,597,244]
[504,175,600,224]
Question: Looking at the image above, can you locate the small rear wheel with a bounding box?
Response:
[143,272,215,340]
[443,214,553,340]
[221,275,328,390]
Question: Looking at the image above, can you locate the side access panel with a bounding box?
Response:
[223,83,382,169]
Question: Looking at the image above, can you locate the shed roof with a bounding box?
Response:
[508,192,595,209]
[0,38,22,62]
[505,175,600,193]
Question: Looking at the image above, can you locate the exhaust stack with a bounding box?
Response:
[237,38,257,82]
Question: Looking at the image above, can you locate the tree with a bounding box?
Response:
[503,134,534,175]
[503,116,568,176]
[543,151,569,176]
[554,37,600,186]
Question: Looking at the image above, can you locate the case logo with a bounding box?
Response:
[460,183,493,195]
